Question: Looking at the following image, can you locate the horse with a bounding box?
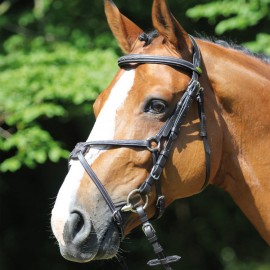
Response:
[51,0,270,268]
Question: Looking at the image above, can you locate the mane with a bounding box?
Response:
[139,30,270,65]
[206,36,270,65]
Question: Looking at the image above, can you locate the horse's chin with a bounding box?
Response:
[59,222,120,263]
[95,223,121,260]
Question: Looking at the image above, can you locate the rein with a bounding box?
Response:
[69,36,210,270]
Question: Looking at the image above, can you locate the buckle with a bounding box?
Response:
[187,79,201,97]
[150,165,162,180]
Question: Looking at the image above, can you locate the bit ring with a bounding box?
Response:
[122,189,149,213]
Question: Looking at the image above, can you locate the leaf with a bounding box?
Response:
[0,158,21,172]
[0,43,118,172]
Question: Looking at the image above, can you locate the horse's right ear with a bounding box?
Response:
[104,0,143,53]
[152,0,190,51]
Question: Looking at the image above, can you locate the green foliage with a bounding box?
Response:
[187,0,270,54]
[0,0,122,172]
[0,126,64,171]
[244,33,270,54]
[0,40,118,172]
[220,246,270,270]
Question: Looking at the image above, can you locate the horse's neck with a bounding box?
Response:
[202,41,270,245]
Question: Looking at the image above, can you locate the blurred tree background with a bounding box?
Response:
[0,0,269,269]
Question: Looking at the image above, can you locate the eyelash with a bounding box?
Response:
[145,99,168,115]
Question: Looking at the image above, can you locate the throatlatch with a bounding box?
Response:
[69,36,210,270]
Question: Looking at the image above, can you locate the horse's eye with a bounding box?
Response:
[146,99,168,114]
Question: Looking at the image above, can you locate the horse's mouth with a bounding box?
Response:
[94,222,121,260]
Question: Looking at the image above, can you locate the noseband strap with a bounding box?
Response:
[69,36,210,270]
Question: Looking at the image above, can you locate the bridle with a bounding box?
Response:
[69,35,210,270]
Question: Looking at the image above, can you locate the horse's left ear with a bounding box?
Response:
[104,0,143,53]
[152,0,190,51]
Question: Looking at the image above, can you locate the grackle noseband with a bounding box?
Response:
[69,35,210,270]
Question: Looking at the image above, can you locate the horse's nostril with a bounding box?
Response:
[69,211,85,238]
[64,210,92,245]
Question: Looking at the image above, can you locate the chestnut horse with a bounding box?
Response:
[51,0,270,268]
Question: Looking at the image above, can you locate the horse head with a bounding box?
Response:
[51,0,224,264]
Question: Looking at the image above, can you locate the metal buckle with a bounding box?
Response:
[150,169,160,180]
[142,222,156,237]
[187,79,201,97]
[196,86,204,98]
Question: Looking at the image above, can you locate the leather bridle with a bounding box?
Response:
[69,36,210,270]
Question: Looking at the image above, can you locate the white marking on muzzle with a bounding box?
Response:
[51,70,135,246]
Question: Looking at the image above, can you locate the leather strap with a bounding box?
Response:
[136,206,181,269]
[118,54,201,75]
[197,90,211,189]
[77,151,124,236]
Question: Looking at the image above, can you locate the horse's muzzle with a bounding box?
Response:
[54,208,121,263]
[61,209,98,262]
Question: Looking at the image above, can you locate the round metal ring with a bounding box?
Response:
[146,137,160,152]
[126,189,149,213]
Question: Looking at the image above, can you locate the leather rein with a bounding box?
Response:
[69,36,210,270]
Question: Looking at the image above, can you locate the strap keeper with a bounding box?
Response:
[139,180,152,195]
[155,195,166,219]
[196,66,202,75]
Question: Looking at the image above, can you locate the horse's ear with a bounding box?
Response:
[104,0,143,53]
[152,0,189,51]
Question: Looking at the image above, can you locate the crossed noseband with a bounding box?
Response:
[69,36,210,270]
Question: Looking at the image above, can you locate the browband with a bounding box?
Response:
[118,36,202,76]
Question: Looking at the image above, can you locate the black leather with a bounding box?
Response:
[77,151,125,236]
[118,54,200,74]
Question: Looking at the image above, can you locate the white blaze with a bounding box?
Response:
[51,70,135,245]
